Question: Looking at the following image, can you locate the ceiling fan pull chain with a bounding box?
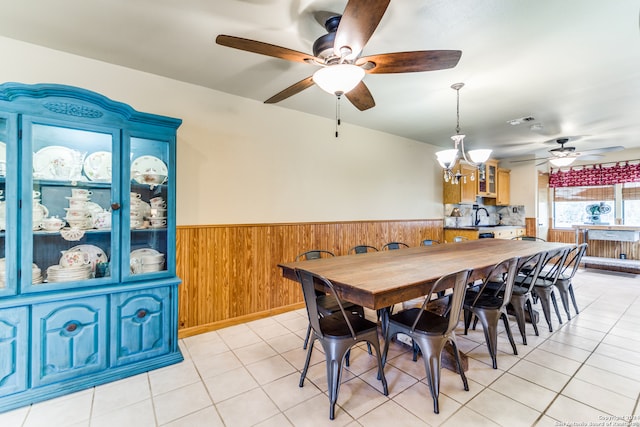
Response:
[335,94,342,137]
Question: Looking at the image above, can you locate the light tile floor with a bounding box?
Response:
[2,268,640,426]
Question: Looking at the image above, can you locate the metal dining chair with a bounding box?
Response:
[381,241,409,250]
[348,245,379,254]
[463,256,520,369]
[482,251,547,345]
[296,268,388,420]
[420,239,440,246]
[382,268,472,414]
[553,243,587,320]
[530,246,570,331]
[296,250,370,357]
[512,236,546,241]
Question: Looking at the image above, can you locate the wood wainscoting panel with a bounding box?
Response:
[176,219,443,336]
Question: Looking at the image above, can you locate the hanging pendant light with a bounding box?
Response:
[435,83,492,183]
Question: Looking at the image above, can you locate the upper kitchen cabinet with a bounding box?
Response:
[477,159,498,198]
[497,168,511,206]
[443,161,477,204]
[0,83,183,412]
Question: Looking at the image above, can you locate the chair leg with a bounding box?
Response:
[303,324,312,350]
[413,336,443,414]
[568,283,579,314]
[554,282,573,320]
[472,308,501,369]
[412,340,420,361]
[510,295,528,345]
[299,339,315,387]
[501,311,518,356]
[526,298,539,336]
[463,309,472,335]
[326,358,341,420]
[449,337,469,391]
[550,290,563,324]
[535,287,556,332]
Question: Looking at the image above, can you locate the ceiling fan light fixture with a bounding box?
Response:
[313,64,365,95]
[549,157,576,167]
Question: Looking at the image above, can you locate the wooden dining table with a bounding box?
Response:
[278,239,571,310]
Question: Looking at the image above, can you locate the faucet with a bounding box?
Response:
[475,207,489,226]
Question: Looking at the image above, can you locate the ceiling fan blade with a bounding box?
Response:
[577,146,625,155]
[358,50,462,74]
[345,81,375,111]
[508,158,545,164]
[264,76,315,104]
[216,35,316,64]
[334,0,390,59]
[576,154,604,160]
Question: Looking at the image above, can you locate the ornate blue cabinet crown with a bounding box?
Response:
[0,83,183,412]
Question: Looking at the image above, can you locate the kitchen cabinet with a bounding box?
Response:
[0,83,183,412]
[444,226,525,242]
[443,161,477,204]
[496,168,511,205]
[477,159,498,198]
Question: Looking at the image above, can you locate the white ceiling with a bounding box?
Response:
[1,0,639,161]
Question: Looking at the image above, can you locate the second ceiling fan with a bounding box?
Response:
[216,0,461,111]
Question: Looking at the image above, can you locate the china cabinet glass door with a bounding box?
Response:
[22,120,118,292]
[126,135,171,279]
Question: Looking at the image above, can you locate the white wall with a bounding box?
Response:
[0,37,444,225]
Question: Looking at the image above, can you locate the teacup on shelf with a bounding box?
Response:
[40,216,65,232]
[59,250,91,268]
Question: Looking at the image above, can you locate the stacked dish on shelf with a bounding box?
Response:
[63,188,103,230]
[130,248,165,274]
[46,244,108,282]
[149,196,167,228]
[0,259,42,286]
[130,192,151,229]
[46,264,92,282]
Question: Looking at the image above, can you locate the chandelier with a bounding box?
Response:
[435,83,492,183]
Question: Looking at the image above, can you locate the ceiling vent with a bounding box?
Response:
[507,116,535,126]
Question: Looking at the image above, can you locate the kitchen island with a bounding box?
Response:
[572,224,640,273]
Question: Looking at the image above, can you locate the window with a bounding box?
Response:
[553,186,615,228]
[622,182,640,226]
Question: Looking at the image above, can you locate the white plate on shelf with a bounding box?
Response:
[83,151,112,181]
[64,244,108,272]
[33,146,81,180]
[131,155,167,177]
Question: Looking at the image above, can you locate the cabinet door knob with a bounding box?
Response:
[136,309,147,319]
[66,322,78,332]
[111,202,121,210]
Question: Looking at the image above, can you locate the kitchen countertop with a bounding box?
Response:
[444,225,525,231]
[571,224,640,231]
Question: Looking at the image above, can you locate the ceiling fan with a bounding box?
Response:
[512,137,624,166]
[215,0,461,111]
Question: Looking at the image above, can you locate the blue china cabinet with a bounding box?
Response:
[0,83,183,412]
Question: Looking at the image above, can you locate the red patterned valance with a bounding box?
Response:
[549,161,640,188]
